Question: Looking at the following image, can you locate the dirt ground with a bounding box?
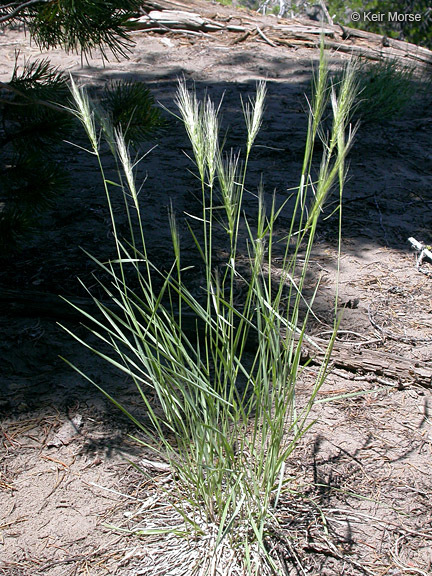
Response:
[1,6,432,575]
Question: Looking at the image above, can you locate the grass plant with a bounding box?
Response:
[63,45,358,574]
[348,57,417,123]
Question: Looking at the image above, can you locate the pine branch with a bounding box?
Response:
[0,0,49,24]
[1,0,142,59]
[0,80,68,114]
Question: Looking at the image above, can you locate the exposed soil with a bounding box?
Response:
[1,6,432,575]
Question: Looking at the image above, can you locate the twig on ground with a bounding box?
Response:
[318,329,383,347]
[84,480,155,503]
[391,533,430,576]
[43,469,66,501]
[368,303,432,344]
[0,517,27,531]
[0,476,16,491]
[316,533,377,575]
[35,538,124,573]
[408,237,432,269]
[256,26,278,47]
[271,526,308,576]
[353,373,408,389]
[231,30,250,44]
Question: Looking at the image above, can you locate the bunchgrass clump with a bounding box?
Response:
[348,57,417,123]
[63,45,358,574]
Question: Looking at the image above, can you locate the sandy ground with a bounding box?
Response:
[1,9,432,575]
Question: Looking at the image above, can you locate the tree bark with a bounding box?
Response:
[302,337,432,388]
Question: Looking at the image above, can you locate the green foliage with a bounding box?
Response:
[344,58,417,123]
[0,0,142,58]
[327,0,432,49]
[0,0,167,251]
[100,81,165,145]
[0,59,72,249]
[0,57,164,251]
[3,59,72,149]
[64,46,358,573]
